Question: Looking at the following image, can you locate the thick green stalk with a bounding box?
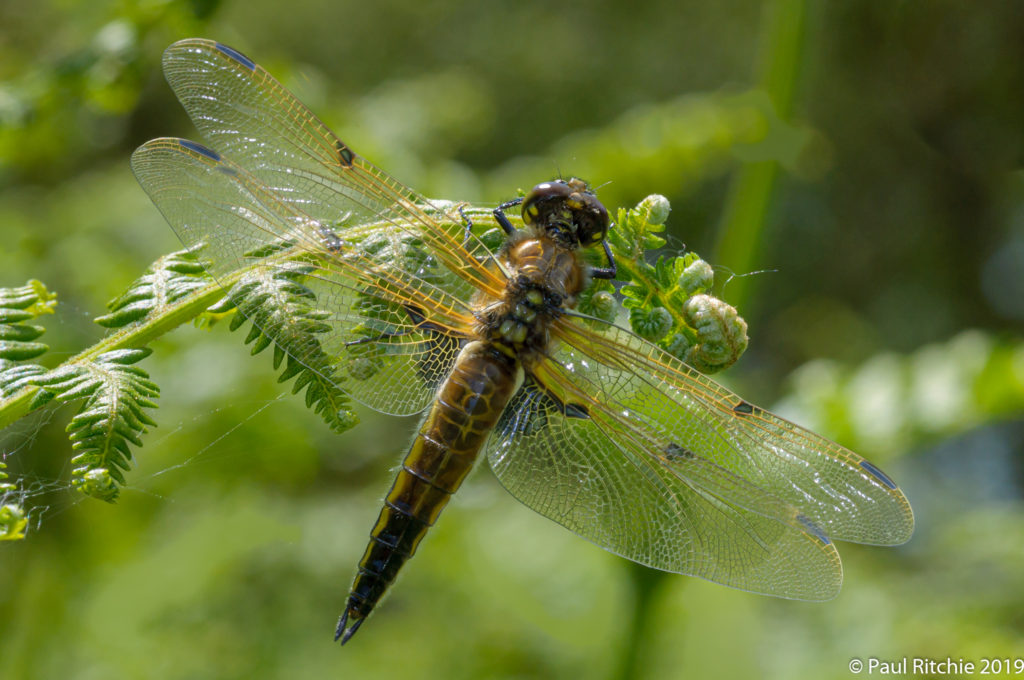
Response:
[0,280,228,431]
[713,0,808,309]
[612,563,668,680]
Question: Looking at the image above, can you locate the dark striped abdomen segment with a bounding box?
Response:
[337,341,519,641]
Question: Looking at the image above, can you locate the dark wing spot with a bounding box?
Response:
[525,376,589,419]
[400,304,460,338]
[859,460,898,490]
[664,443,696,461]
[336,141,355,167]
[495,378,549,438]
[796,514,831,545]
[317,226,345,253]
[563,402,589,419]
[733,400,754,415]
[178,139,220,162]
[214,42,256,71]
[494,375,589,440]
[401,304,428,326]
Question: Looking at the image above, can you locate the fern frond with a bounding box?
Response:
[0,279,56,363]
[0,461,22,539]
[1,280,56,410]
[0,460,12,493]
[31,348,159,502]
[95,249,212,328]
[209,260,358,434]
[596,195,749,373]
[0,360,48,401]
[0,499,27,541]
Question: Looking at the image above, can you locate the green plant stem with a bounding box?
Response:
[615,251,670,313]
[612,562,668,680]
[0,280,228,431]
[713,0,807,309]
[0,213,431,432]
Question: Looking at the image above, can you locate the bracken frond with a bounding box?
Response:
[95,248,212,328]
[208,260,358,434]
[30,348,159,502]
[0,279,56,366]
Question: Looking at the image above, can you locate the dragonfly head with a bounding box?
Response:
[522,178,609,249]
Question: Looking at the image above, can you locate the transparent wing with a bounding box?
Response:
[158,38,502,301]
[132,137,477,416]
[485,316,913,600]
[488,377,843,600]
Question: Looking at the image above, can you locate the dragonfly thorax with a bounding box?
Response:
[476,236,585,357]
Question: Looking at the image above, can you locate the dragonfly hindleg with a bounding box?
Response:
[590,240,617,280]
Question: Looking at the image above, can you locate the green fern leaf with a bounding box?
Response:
[210,261,359,434]
[0,460,23,539]
[0,280,56,363]
[95,249,212,328]
[0,499,27,541]
[30,348,159,502]
[0,360,47,400]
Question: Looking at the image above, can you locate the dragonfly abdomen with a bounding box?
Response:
[337,340,520,643]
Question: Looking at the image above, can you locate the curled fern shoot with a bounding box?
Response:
[587,195,749,373]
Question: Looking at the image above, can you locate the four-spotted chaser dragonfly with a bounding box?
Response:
[131,39,914,644]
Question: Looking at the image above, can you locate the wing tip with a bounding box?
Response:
[163,38,257,73]
[213,42,257,71]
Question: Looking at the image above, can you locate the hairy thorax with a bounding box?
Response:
[473,234,586,363]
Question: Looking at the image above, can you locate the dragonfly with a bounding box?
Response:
[131,39,914,645]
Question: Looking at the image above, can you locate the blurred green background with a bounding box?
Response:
[2,0,1024,678]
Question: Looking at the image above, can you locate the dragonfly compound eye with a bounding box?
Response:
[573,194,609,247]
[521,180,571,228]
[522,178,608,247]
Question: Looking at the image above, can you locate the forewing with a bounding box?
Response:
[131,137,474,415]
[159,38,502,300]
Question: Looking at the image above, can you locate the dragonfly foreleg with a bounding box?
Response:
[493,197,524,236]
[458,205,473,246]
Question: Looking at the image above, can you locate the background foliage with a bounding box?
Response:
[2,1,1023,678]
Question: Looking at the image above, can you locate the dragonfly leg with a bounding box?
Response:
[458,205,473,246]
[493,197,523,236]
[590,240,617,280]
